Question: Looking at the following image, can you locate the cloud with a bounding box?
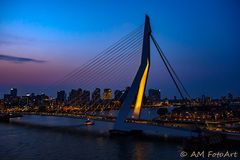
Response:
[0,54,46,63]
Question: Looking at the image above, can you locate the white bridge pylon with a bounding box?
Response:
[114,15,152,129]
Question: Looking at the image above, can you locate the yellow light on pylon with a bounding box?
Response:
[133,59,150,118]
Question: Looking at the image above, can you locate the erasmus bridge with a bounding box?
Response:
[51,15,196,137]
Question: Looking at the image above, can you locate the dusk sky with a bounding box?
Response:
[0,0,239,98]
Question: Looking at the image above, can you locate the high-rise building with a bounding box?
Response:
[103,88,112,100]
[3,88,19,107]
[114,90,123,101]
[69,89,77,101]
[148,89,161,102]
[92,88,101,102]
[10,88,17,97]
[57,90,66,103]
[121,86,130,102]
[68,89,82,101]
[68,88,83,105]
[202,94,206,103]
[81,90,90,103]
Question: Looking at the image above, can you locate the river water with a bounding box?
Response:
[0,114,181,160]
[1,110,239,160]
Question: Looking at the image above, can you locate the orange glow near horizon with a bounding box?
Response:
[133,59,150,119]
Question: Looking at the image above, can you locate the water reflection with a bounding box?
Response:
[134,142,145,160]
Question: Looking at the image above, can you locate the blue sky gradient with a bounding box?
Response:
[0,0,239,98]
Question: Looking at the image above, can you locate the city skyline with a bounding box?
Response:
[0,0,240,98]
[1,87,237,101]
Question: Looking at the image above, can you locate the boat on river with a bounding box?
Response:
[84,119,95,125]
